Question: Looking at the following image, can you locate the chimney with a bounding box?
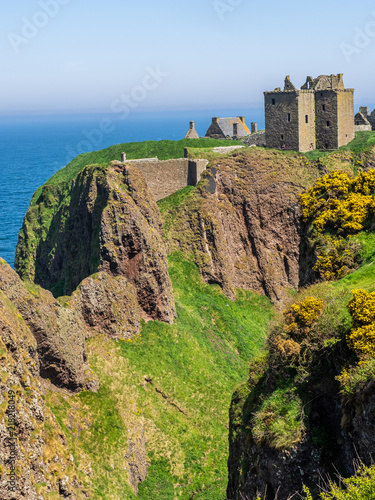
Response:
[251,122,258,134]
[238,116,245,124]
[212,117,219,124]
[121,152,126,162]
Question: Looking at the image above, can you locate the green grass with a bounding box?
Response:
[32,138,243,205]
[252,383,305,449]
[46,253,274,499]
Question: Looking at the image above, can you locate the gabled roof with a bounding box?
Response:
[206,117,250,138]
[355,111,371,126]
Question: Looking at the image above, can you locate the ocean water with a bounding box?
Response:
[0,108,264,267]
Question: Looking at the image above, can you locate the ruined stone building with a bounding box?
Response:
[205,116,250,139]
[264,74,355,152]
[185,121,199,139]
[355,107,374,131]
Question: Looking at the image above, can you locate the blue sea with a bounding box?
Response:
[0,108,264,267]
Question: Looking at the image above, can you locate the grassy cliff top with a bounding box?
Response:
[31,138,244,205]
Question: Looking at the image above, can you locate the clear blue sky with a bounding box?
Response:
[2,0,375,115]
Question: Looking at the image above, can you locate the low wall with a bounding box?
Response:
[242,130,266,147]
[355,124,372,132]
[125,158,208,201]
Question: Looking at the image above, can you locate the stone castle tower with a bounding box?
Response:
[264,74,354,152]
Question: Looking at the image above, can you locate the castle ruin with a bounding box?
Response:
[264,74,355,152]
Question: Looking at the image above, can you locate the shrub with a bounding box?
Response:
[301,169,375,235]
[269,297,324,368]
[337,357,375,399]
[320,463,375,499]
[347,289,375,357]
[285,296,324,335]
[313,236,361,280]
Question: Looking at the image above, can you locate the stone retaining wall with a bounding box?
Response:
[125,158,208,201]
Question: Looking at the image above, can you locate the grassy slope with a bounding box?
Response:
[47,254,274,500]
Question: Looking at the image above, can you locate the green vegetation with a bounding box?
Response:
[300,169,375,280]
[252,383,305,449]
[303,463,375,499]
[47,253,274,499]
[32,138,243,204]
[22,134,375,497]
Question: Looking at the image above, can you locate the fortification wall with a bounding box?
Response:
[337,90,355,147]
[298,91,316,152]
[242,130,266,147]
[355,124,372,132]
[126,158,208,201]
[264,91,300,151]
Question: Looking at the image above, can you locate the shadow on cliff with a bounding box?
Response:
[34,171,109,297]
[298,219,319,289]
[227,339,362,500]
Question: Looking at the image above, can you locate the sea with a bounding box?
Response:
[0,108,264,268]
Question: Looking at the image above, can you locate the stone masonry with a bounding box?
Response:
[264,74,355,152]
[185,121,199,139]
[355,107,373,132]
[118,157,208,201]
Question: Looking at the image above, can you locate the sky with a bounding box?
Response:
[2,0,375,116]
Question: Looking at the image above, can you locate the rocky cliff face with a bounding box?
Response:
[227,374,375,500]
[0,281,85,499]
[166,148,319,307]
[0,259,95,391]
[16,162,176,324]
[69,271,141,340]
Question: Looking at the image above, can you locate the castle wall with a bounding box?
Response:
[315,91,339,149]
[298,91,316,152]
[264,91,299,151]
[337,90,355,147]
[242,130,266,147]
[355,124,372,132]
[127,158,208,201]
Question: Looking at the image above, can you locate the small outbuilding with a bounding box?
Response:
[185,121,199,139]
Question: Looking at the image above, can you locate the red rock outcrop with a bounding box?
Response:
[166,149,319,307]
[16,163,176,324]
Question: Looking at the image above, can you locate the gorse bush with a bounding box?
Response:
[301,169,375,281]
[347,289,375,357]
[303,463,375,499]
[288,296,325,329]
[313,236,361,280]
[301,170,375,235]
[270,296,324,366]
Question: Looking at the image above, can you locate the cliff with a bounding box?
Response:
[8,135,375,498]
[0,271,86,499]
[164,148,325,307]
[16,162,176,324]
[0,259,95,391]
[226,151,375,500]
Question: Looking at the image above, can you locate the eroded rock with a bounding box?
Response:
[0,259,96,391]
